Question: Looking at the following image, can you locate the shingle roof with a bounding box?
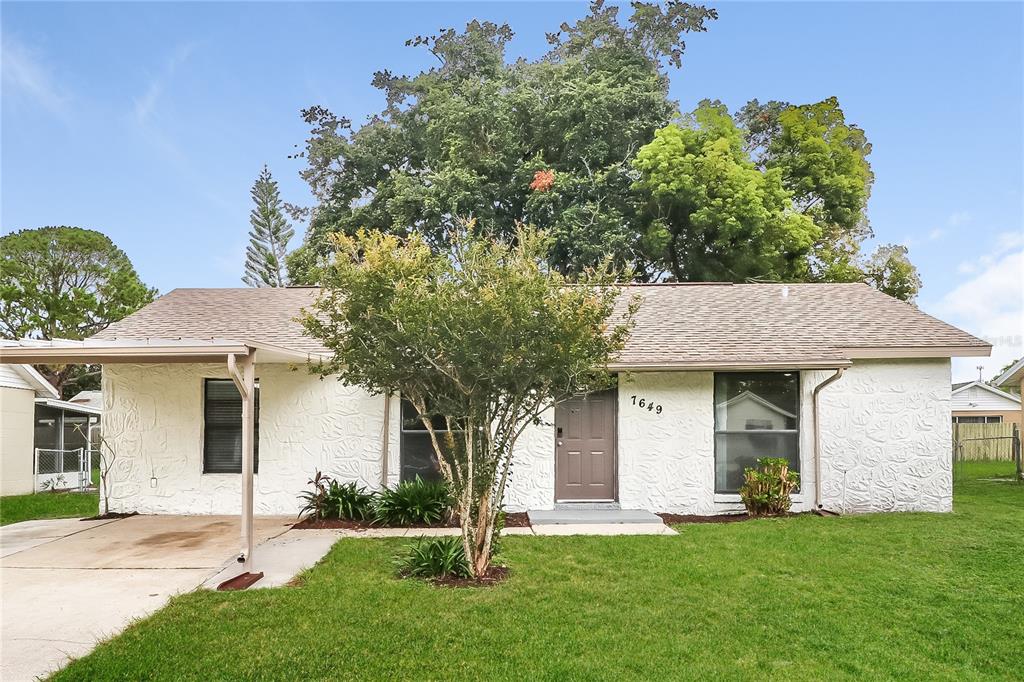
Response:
[93,287,328,355]
[611,283,988,367]
[93,283,989,368]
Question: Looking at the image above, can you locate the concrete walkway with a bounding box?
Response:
[0,515,294,680]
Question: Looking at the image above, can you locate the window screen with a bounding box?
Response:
[399,399,453,482]
[203,379,259,474]
[714,372,799,493]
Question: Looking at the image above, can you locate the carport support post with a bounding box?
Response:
[228,351,256,572]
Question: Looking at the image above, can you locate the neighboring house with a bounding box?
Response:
[0,283,990,517]
[33,395,102,491]
[69,390,104,411]
[0,364,59,495]
[951,381,1021,426]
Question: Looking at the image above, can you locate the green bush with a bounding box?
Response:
[396,536,470,579]
[739,457,799,517]
[373,476,452,526]
[297,471,332,521]
[324,480,375,521]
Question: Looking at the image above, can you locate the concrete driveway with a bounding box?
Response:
[1,515,291,681]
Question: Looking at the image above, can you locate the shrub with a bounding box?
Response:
[739,457,799,517]
[396,536,471,579]
[324,480,375,521]
[297,471,332,521]
[373,476,452,526]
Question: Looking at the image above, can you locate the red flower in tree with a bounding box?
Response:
[530,169,555,192]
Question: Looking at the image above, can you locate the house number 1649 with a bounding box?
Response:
[630,395,663,415]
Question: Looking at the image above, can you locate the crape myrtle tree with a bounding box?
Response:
[287,0,718,283]
[301,222,636,576]
[0,226,156,395]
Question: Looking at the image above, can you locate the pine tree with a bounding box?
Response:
[243,166,294,287]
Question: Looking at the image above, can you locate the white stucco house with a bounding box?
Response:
[0,283,990,519]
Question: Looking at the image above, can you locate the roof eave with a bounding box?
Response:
[839,345,991,359]
[608,359,853,372]
[995,357,1024,388]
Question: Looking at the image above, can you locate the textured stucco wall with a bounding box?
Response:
[815,359,952,513]
[618,372,717,514]
[0,385,36,496]
[103,358,952,516]
[102,364,388,515]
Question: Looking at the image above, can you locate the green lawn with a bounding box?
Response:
[0,490,99,526]
[54,461,1022,681]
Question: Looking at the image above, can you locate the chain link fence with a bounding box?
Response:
[34,448,90,492]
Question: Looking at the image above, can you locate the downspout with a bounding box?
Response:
[381,394,390,487]
[812,367,845,513]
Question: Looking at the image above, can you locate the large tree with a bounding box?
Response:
[0,226,156,393]
[632,101,820,282]
[738,97,920,299]
[302,223,635,577]
[243,166,294,288]
[287,0,717,283]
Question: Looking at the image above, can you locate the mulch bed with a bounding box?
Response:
[293,512,534,530]
[502,512,531,527]
[83,511,139,521]
[292,517,458,530]
[430,565,510,588]
[657,512,805,524]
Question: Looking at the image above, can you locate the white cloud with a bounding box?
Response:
[927,228,945,241]
[132,42,195,124]
[932,249,1024,382]
[0,33,70,117]
[946,211,972,228]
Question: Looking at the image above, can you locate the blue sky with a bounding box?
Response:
[2,1,1021,380]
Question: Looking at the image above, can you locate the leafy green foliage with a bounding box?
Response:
[739,457,799,517]
[0,226,156,392]
[297,471,332,521]
[287,1,717,283]
[395,536,471,579]
[243,166,294,287]
[737,98,920,299]
[325,480,375,521]
[863,244,922,302]
[373,476,452,527]
[302,223,635,575]
[632,101,820,282]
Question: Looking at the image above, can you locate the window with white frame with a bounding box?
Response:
[714,372,800,494]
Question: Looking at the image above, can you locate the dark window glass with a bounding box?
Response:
[203,379,259,474]
[400,399,457,482]
[34,405,61,451]
[714,372,799,493]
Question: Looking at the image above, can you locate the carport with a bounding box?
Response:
[0,337,303,584]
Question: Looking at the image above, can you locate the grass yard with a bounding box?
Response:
[0,490,99,526]
[54,461,1022,681]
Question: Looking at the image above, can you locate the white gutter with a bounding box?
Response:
[812,368,845,511]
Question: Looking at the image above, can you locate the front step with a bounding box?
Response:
[554,502,620,511]
[528,508,663,525]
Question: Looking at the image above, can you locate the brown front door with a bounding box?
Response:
[555,389,617,501]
